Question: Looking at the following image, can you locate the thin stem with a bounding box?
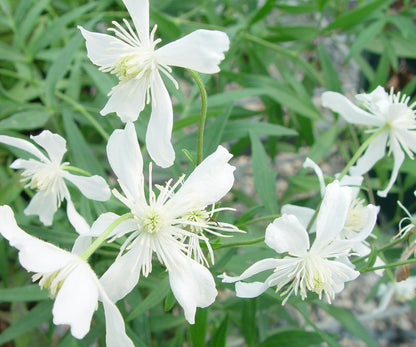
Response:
[188,69,208,165]
[362,258,416,273]
[338,125,387,181]
[55,91,109,141]
[216,236,265,249]
[238,214,281,227]
[80,213,134,261]
[62,165,91,177]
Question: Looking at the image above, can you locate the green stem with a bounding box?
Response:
[188,69,208,165]
[80,213,134,261]
[62,165,91,177]
[362,258,416,273]
[338,125,387,181]
[238,214,281,227]
[216,236,265,249]
[55,91,109,141]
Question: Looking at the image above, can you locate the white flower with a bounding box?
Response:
[397,201,416,238]
[322,86,416,197]
[78,0,230,168]
[77,123,235,324]
[377,277,416,312]
[0,131,110,233]
[221,181,362,304]
[0,205,133,347]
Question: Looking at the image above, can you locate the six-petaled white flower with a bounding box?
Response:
[0,205,133,347]
[221,181,368,304]
[75,123,236,324]
[0,131,110,233]
[78,0,230,168]
[322,86,416,197]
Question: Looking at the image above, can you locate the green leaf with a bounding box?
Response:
[250,132,278,216]
[210,314,229,347]
[0,109,53,130]
[259,330,324,346]
[203,103,232,155]
[127,278,170,321]
[318,44,342,93]
[0,285,49,302]
[241,298,258,346]
[0,301,53,345]
[316,303,378,347]
[223,120,296,141]
[249,0,275,25]
[190,308,207,347]
[369,50,389,91]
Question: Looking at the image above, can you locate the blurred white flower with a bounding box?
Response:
[0,131,110,233]
[322,86,416,197]
[377,277,416,312]
[78,0,230,168]
[221,181,369,304]
[397,200,416,238]
[78,123,236,324]
[0,205,133,347]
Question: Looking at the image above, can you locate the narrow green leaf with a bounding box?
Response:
[18,0,50,45]
[260,330,324,346]
[0,109,53,130]
[210,314,229,347]
[318,44,342,93]
[249,0,275,25]
[241,298,258,346]
[250,132,278,216]
[0,301,53,345]
[369,50,389,91]
[0,285,49,302]
[203,103,233,155]
[190,308,207,347]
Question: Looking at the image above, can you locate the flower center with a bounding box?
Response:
[141,208,163,234]
[343,198,368,235]
[303,253,332,299]
[183,209,210,234]
[113,49,157,81]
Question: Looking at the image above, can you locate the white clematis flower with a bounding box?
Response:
[78,0,230,168]
[79,123,235,324]
[322,86,416,197]
[221,181,365,304]
[0,131,110,233]
[0,205,133,347]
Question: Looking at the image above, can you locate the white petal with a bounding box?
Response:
[78,26,133,68]
[347,204,379,242]
[280,204,315,230]
[303,157,325,196]
[66,197,90,235]
[121,0,149,45]
[0,205,74,273]
[315,181,352,247]
[107,123,146,204]
[52,262,99,339]
[24,190,58,226]
[350,131,388,176]
[98,285,134,347]
[168,255,217,324]
[101,78,148,122]
[31,130,66,164]
[266,215,309,256]
[0,135,47,161]
[63,172,111,201]
[156,30,229,73]
[355,86,388,105]
[168,146,234,215]
[338,174,363,198]
[100,238,143,302]
[220,258,280,283]
[321,91,382,126]
[326,260,360,294]
[235,281,270,298]
[146,71,175,168]
[377,137,405,197]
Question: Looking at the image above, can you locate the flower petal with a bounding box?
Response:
[280,204,315,230]
[168,146,234,215]
[31,130,66,164]
[100,78,148,122]
[66,197,90,235]
[146,71,175,168]
[63,172,111,201]
[78,26,133,68]
[0,135,47,161]
[235,281,270,298]
[220,258,280,283]
[265,214,309,256]
[107,123,146,204]
[0,205,74,273]
[121,0,149,45]
[156,29,229,73]
[321,91,382,126]
[97,284,134,347]
[24,190,58,226]
[377,136,405,197]
[315,181,352,247]
[303,157,325,196]
[168,255,217,324]
[52,262,99,339]
[349,131,388,176]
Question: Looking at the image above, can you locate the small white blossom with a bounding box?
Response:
[78,0,230,168]
[0,131,110,233]
[77,123,236,324]
[0,205,133,347]
[397,201,416,238]
[322,86,416,197]
[221,181,368,304]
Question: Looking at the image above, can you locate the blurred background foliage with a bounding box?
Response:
[1,0,416,346]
